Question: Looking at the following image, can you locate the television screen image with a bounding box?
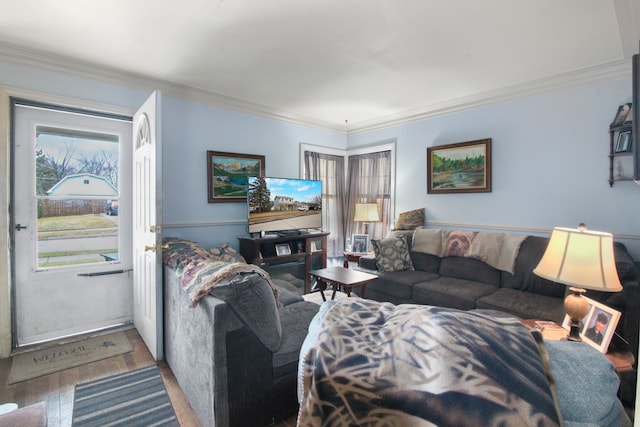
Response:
[248,177,322,234]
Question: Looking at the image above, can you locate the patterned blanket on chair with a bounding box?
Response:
[298,299,561,427]
[162,238,279,307]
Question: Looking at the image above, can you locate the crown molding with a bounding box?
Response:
[0,42,630,137]
[0,42,346,134]
[347,60,631,135]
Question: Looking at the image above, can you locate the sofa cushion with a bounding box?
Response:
[210,273,283,351]
[393,208,424,230]
[412,277,498,310]
[500,236,565,298]
[371,235,414,272]
[368,271,439,300]
[475,288,565,323]
[438,256,501,286]
[411,252,441,273]
[273,301,320,378]
[274,281,304,306]
[614,242,637,280]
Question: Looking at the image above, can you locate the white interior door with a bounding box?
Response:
[133,91,163,360]
[12,102,133,346]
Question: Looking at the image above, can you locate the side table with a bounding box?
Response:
[522,319,636,374]
[343,250,372,268]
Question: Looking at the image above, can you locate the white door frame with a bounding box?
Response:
[0,87,135,355]
[12,100,134,346]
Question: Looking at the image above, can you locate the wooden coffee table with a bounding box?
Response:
[309,266,378,301]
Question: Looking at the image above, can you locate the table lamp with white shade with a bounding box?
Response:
[353,203,380,235]
[533,224,622,342]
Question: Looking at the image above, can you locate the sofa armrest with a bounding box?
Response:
[164,266,242,427]
[620,278,640,362]
[358,255,377,271]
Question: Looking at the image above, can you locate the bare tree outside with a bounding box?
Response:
[35,128,120,267]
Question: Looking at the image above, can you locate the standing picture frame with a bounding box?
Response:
[615,131,632,153]
[311,239,322,252]
[427,138,492,194]
[207,151,265,203]
[351,234,369,254]
[275,243,291,256]
[561,296,621,353]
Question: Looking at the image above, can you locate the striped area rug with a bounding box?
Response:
[72,364,178,427]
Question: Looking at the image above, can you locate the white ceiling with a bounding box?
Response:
[0,0,638,133]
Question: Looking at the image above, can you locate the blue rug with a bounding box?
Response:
[72,364,178,427]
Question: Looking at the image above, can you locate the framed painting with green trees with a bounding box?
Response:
[207,151,265,202]
[427,138,492,194]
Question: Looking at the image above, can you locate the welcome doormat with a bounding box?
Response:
[72,364,178,427]
[9,331,133,384]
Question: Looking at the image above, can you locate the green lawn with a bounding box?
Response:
[38,214,116,231]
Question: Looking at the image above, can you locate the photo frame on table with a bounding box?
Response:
[207,151,265,203]
[562,296,621,353]
[615,131,632,153]
[427,138,492,194]
[275,243,291,256]
[311,239,322,252]
[351,234,369,254]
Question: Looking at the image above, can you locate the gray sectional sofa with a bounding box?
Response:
[162,238,319,427]
[359,228,640,363]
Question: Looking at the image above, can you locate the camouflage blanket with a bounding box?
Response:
[298,299,561,426]
[162,238,278,307]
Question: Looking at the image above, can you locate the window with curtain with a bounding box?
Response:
[303,151,345,257]
[345,150,392,243]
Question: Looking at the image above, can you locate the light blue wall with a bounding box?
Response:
[161,96,345,246]
[0,60,346,250]
[2,59,638,256]
[347,76,640,259]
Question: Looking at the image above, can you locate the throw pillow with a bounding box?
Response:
[209,243,246,263]
[372,235,414,272]
[394,208,425,230]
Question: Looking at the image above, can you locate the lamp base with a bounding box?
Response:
[564,287,589,342]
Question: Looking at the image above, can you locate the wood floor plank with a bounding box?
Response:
[1,328,297,426]
[0,328,198,427]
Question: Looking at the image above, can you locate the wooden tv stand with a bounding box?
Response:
[238,232,329,294]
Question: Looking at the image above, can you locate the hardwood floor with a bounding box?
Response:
[0,328,201,427]
[0,328,299,427]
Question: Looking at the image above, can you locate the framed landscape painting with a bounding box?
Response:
[207,151,265,203]
[427,138,492,194]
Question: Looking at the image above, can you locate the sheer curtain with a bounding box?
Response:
[345,150,392,243]
[303,151,345,257]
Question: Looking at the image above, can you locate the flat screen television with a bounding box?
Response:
[247,176,323,235]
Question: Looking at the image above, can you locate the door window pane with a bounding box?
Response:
[35,127,119,268]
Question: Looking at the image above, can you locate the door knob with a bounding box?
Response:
[144,245,156,252]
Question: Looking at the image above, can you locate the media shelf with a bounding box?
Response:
[238,232,329,294]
